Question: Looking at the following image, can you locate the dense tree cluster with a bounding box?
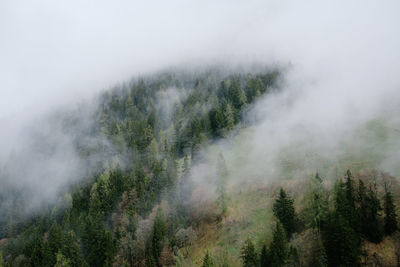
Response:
[0,67,278,266]
[238,171,399,267]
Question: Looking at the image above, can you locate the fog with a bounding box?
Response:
[1,1,400,212]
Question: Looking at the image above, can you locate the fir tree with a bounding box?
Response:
[260,244,269,267]
[202,251,214,267]
[269,222,288,267]
[310,234,327,267]
[241,238,258,267]
[273,188,297,238]
[54,251,71,267]
[304,173,328,231]
[384,190,398,235]
[324,212,360,267]
[152,208,167,267]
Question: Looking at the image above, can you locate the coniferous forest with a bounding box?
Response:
[0,67,399,267]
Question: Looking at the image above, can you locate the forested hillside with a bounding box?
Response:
[0,67,280,266]
[1,67,399,267]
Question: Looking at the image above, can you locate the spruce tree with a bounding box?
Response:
[54,251,71,267]
[384,190,398,235]
[273,188,297,238]
[260,244,269,267]
[310,234,327,267]
[365,184,383,243]
[241,238,258,267]
[152,208,167,267]
[324,212,359,266]
[269,222,288,267]
[334,171,359,235]
[202,251,214,267]
[305,173,328,231]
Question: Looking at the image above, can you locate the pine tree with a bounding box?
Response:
[273,188,297,238]
[269,222,288,267]
[384,190,398,235]
[202,251,214,267]
[241,238,258,267]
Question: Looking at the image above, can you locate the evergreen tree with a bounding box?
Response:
[334,172,360,239]
[260,244,269,267]
[62,231,87,267]
[269,222,288,267]
[229,77,247,112]
[202,251,214,267]
[273,188,297,238]
[152,208,167,267]
[223,103,235,132]
[216,153,228,216]
[324,212,359,267]
[54,251,71,267]
[384,190,398,235]
[357,180,383,243]
[310,234,327,267]
[43,223,64,267]
[241,238,258,267]
[367,184,383,243]
[286,246,300,267]
[30,238,44,267]
[304,173,328,231]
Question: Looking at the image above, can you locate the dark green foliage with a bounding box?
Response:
[82,214,114,267]
[241,238,258,267]
[0,67,279,266]
[269,222,288,267]
[334,171,360,234]
[310,235,327,267]
[29,238,44,267]
[324,212,360,267]
[43,224,64,266]
[260,245,269,267]
[287,246,300,267]
[273,188,297,238]
[152,208,167,267]
[384,190,398,235]
[358,181,383,243]
[305,173,329,231]
[202,251,214,267]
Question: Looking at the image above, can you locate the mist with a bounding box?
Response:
[1,0,400,214]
